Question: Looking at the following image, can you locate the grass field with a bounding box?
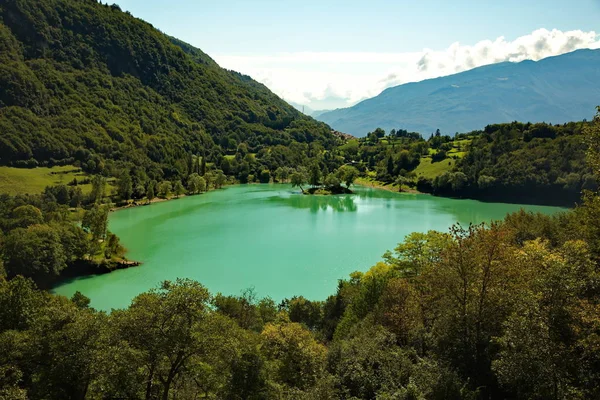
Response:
[0,165,93,195]
[413,157,455,179]
[448,138,471,158]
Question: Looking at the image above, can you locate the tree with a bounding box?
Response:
[286,296,323,330]
[204,171,215,190]
[431,149,447,162]
[309,163,321,187]
[173,180,185,198]
[395,175,411,192]
[221,157,232,175]
[585,106,600,177]
[146,183,155,204]
[116,170,133,201]
[82,204,109,241]
[157,181,172,198]
[291,171,307,192]
[477,175,496,189]
[53,222,89,262]
[69,187,84,207]
[71,291,91,309]
[383,230,452,277]
[261,321,327,390]
[493,239,598,400]
[387,156,394,177]
[90,175,106,204]
[200,155,207,176]
[10,205,43,229]
[449,171,468,191]
[323,173,341,188]
[2,225,67,283]
[104,231,123,259]
[238,161,250,183]
[258,169,271,183]
[215,170,227,188]
[275,166,289,183]
[109,279,238,400]
[24,296,105,399]
[424,223,519,392]
[331,325,444,399]
[337,165,359,188]
[187,173,201,194]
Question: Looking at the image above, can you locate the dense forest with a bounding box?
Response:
[0,0,339,183]
[0,110,599,400]
[435,121,595,204]
[337,120,596,206]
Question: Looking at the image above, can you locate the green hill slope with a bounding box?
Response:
[0,0,334,177]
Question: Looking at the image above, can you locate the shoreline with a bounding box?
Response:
[109,181,420,214]
[110,194,188,212]
[354,177,423,195]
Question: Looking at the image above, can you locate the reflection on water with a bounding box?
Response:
[267,191,358,212]
[264,185,421,213]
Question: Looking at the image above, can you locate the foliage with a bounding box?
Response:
[2,224,67,283]
[448,121,596,204]
[2,192,600,398]
[0,0,339,198]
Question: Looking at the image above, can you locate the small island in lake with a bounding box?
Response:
[292,164,359,195]
[306,185,353,195]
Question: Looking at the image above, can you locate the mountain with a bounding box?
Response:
[317,49,600,137]
[310,109,331,118]
[0,0,334,176]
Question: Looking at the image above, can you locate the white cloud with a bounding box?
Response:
[213,28,600,110]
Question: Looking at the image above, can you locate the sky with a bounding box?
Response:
[116,0,600,110]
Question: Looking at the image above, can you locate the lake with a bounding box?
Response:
[53,184,563,310]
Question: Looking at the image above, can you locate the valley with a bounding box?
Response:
[1,0,600,398]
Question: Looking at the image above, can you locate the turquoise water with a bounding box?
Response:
[53,184,563,310]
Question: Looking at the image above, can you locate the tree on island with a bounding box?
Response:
[291,171,307,193]
[324,173,341,188]
[309,164,322,188]
[337,165,359,188]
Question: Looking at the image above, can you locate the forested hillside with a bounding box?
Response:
[431,120,596,204]
[333,120,596,206]
[0,0,336,180]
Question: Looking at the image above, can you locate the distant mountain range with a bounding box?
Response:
[317,49,600,137]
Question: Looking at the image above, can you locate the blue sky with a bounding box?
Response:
[116,0,600,109]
